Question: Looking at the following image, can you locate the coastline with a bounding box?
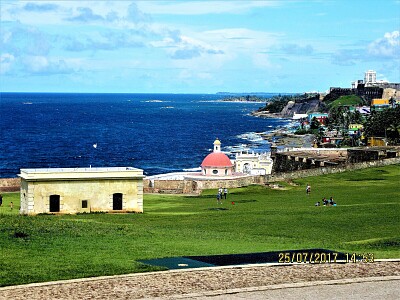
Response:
[251,110,283,119]
[250,111,314,148]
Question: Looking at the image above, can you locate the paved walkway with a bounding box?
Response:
[171,277,400,300]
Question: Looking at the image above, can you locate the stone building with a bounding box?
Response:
[19,167,144,215]
[235,151,273,175]
[200,139,234,176]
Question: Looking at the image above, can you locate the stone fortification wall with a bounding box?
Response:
[0,178,20,192]
[145,157,399,194]
[144,179,198,194]
[267,157,400,182]
[287,148,348,156]
[194,176,265,190]
[347,147,399,163]
[144,176,265,194]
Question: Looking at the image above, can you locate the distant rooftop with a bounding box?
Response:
[20,167,140,173]
[19,167,144,180]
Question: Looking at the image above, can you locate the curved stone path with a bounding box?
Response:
[0,262,399,299]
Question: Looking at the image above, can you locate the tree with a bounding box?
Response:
[364,107,400,144]
[310,117,321,130]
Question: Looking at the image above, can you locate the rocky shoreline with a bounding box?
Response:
[250,111,315,148]
[251,110,283,118]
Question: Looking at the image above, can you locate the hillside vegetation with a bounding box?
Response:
[327,95,363,108]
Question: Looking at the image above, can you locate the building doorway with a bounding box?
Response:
[243,163,251,174]
[113,193,123,210]
[49,195,60,212]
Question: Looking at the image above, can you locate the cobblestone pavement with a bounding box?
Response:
[0,262,399,299]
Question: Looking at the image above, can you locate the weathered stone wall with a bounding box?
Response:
[143,179,197,194]
[195,176,265,190]
[273,152,343,172]
[144,176,265,194]
[347,147,399,163]
[267,157,400,182]
[0,178,20,192]
[347,149,379,163]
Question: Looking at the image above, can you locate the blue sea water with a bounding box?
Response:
[0,93,291,178]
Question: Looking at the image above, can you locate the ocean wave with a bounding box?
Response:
[224,144,251,153]
[160,106,174,109]
[236,132,264,142]
[142,100,170,103]
[182,167,202,172]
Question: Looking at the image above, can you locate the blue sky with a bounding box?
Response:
[1,0,399,93]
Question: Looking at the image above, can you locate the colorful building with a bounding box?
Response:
[308,113,329,125]
[371,98,390,111]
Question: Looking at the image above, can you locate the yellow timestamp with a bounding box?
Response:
[345,253,374,263]
[278,252,339,264]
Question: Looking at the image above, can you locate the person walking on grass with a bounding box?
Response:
[223,188,228,200]
[216,192,221,205]
[10,201,13,210]
[306,184,311,195]
[0,194,3,206]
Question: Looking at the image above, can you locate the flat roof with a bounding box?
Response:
[20,167,141,173]
[19,167,144,180]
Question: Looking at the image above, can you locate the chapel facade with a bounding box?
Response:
[200,139,234,176]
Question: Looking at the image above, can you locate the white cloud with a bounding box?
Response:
[0,53,15,74]
[253,53,275,69]
[152,33,224,60]
[22,55,76,74]
[367,30,400,58]
[138,1,280,15]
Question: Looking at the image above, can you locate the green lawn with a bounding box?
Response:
[0,164,399,286]
[328,95,363,108]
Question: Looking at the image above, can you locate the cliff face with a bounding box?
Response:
[280,98,325,118]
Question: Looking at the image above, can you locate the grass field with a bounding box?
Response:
[0,164,399,287]
[328,95,363,108]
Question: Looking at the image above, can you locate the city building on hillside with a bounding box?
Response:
[201,139,234,176]
[235,151,273,175]
[19,167,144,215]
[365,70,377,86]
[348,124,363,136]
[371,98,390,111]
[292,113,308,120]
[308,113,329,125]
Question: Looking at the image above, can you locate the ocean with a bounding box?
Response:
[0,93,291,178]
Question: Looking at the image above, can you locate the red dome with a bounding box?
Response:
[201,152,233,167]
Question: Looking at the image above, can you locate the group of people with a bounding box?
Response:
[216,187,228,204]
[315,196,336,207]
[306,184,337,207]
